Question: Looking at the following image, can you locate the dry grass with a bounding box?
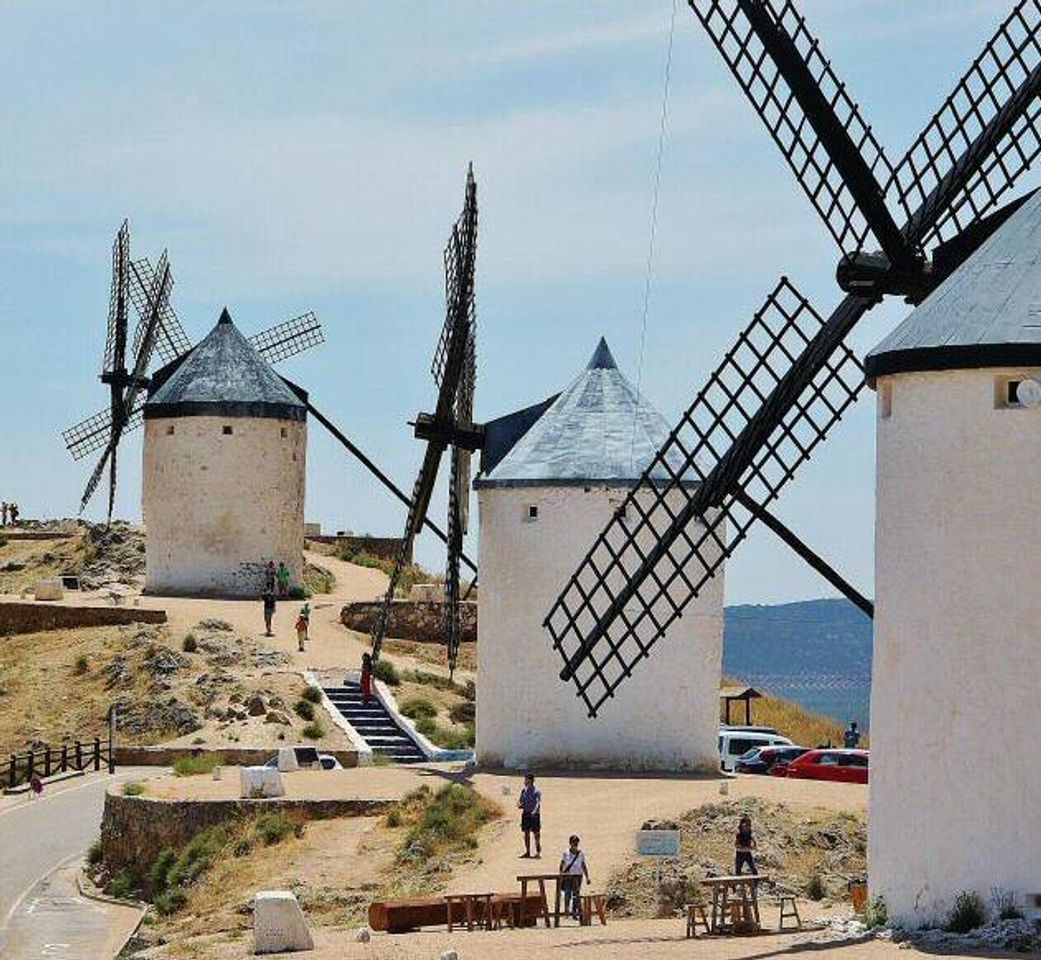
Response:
[0,532,87,594]
[382,638,476,673]
[724,677,851,749]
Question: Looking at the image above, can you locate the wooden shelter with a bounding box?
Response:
[719,686,762,725]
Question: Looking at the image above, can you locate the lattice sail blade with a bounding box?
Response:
[62,406,144,461]
[249,312,324,365]
[129,256,192,366]
[544,280,868,717]
[103,221,131,374]
[443,445,467,676]
[889,0,1041,251]
[689,0,902,262]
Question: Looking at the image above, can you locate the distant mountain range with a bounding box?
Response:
[723,598,874,729]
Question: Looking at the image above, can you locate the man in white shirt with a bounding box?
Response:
[559,834,591,920]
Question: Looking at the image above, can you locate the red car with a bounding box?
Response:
[785,748,869,783]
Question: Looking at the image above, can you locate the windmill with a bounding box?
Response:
[544,0,1041,718]
[370,166,481,677]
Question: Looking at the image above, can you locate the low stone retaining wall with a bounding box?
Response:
[1,531,74,541]
[101,792,394,886]
[0,602,167,636]
[113,745,359,768]
[341,599,476,643]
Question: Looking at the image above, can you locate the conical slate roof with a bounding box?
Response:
[144,309,306,421]
[866,188,1041,378]
[475,338,691,488]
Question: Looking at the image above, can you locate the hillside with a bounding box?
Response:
[724,598,873,728]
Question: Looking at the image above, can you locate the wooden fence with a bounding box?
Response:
[7,738,113,789]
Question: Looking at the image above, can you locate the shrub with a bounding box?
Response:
[122,780,145,797]
[302,721,325,740]
[288,586,311,600]
[109,870,137,900]
[172,753,219,777]
[233,837,254,857]
[165,825,230,890]
[0,535,7,548]
[948,891,986,933]
[991,887,1024,921]
[301,685,322,704]
[449,700,476,724]
[182,634,197,653]
[149,849,177,892]
[255,813,305,845]
[401,696,437,720]
[385,807,403,828]
[86,840,103,867]
[293,699,315,721]
[865,895,888,929]
[154,888,188,916]
[74,654,89,675]
[396,783,499,866]
[370,752,393,767]
[415,715,437,738]
[373,659,401,686]
[806,873,825,901]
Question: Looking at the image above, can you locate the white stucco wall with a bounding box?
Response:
[870,368,1041,925]
[142,415,306,597]
[476,483,724,771]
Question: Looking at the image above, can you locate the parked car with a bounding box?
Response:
[719,729,793,772]
[784,748,868,783]
[734,745,810,775]
[265,747,343,771]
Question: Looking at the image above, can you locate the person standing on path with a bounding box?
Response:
[735,815,758,876]
[559,835,591,920]
[295,610,309,652]
[262,588,276,637]
[8,503,18,526]
[264,560,276,592]
[276,561,290,597]
[518,773,542,858]
[844,720,861,749]
[360,652,374,705]
[1,502,7,526]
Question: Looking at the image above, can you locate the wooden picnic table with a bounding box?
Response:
[701,875,769,934]
[517,873,572,928]
[444,892,494,932]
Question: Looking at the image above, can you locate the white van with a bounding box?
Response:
[718,727,793,772]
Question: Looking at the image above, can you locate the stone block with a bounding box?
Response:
[254,890,314,953]
[239,766,285,798]
[276,747,299,772]
[34,579,64,601]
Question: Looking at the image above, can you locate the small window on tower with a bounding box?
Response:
[166,425,175,436]
[879,383,893,420]
[222,425,233,435]
[525,504,539,522]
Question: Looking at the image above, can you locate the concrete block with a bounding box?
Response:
[253,890,314,954]
[34,578,64,601]
[239,766,285,799]
[277,747,299,772]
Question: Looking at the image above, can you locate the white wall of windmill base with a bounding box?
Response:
[870,368,1041,926]
[142,415,306,597]
[475,483,724,771]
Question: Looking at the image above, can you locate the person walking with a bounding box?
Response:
[360,652,374,705]
[264,560,276,592]
[295,609,309,652]
[262,588,276,637]
[844,720,861,749]
[276,561,290,597]
[517,773,542,858]
[8,503,18,526]
[559,835,591,921]
[735,815,758,876]
[1,502,7,526]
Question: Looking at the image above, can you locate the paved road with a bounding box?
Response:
[0,771,143,958]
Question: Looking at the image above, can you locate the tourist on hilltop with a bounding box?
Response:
[1,502,7,526]
[8,503,18,526]
[360,652,374,705]
[295,609,309,653]
[735,815,758,876]
[264,560,276,592]
[559,835,591,921]
[261,588,276,637]
[276,561,290,597]
[518,773,542,859]
[844,720,861,749]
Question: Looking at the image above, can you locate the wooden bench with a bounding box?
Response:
[369,892,544,933]
[578,893,607,926]
[444,892,494,932]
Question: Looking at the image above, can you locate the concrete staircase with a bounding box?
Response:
[323,681,426,764]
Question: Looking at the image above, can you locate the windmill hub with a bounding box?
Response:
[412,411,484,451]
[835,250,930,303]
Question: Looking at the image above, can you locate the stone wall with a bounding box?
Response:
[308,535,410,564]
[101,792,393,888]
[113,745,358,768]
[340,600,476,643]
[0,602,166,636]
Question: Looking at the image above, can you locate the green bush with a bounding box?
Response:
[86,840,103,867]
[401,696,437,720]
[302,721,325,740]
[74,654,89,676]
[122,780,145,797]
[233,837,254,857]
[415,715,436,738]
[948,891,986,933]
[165,826,230,890]
[397,783,498,866]
[293,699,315,721]
[449,700,476,724]
[414,715,474,749]
[288,586,311,600]
[182,634,197,653]
[109,870,137,900]
[373,659,401,686]
[992,888,1024,921]
[301,685,323,704]
[370,752,393,767]
[255,813,305,845]
[149,849,177,892]
[0,535,8,548]
[865,895,888,929]
[172,753,219,777]
[806,873,825,901]
[385,807,403,828]
[154,888,188,916]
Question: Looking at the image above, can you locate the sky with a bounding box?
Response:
[0,1,1030,606]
